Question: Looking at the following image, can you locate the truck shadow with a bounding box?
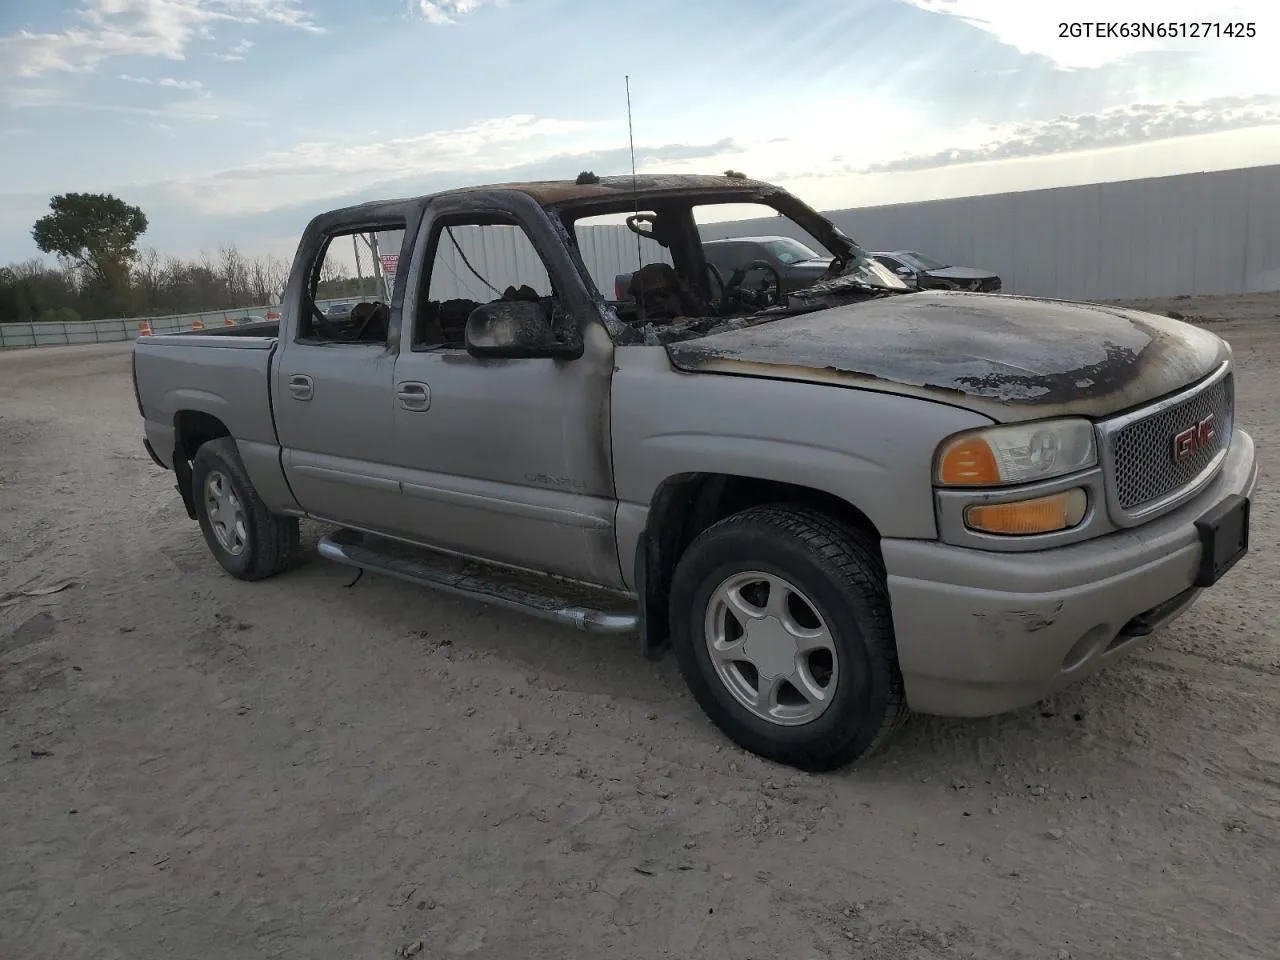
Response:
[288,526,1230,784]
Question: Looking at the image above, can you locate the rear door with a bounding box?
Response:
[273,214,414,535]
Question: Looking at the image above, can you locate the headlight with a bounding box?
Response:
[935,419,1097,487]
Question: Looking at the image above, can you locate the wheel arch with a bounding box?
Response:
[172,410,232,519]
[635,472,882,660]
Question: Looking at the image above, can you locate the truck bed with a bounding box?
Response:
[165,319,280,339]
[133,331,281,471]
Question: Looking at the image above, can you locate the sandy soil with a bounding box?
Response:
[2,294,1278,960]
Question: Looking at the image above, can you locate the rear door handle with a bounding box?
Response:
[396,381,431,412]
[288,374,313,401]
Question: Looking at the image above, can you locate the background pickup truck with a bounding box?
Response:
[613,235,836,302]
[133,174,1257,771]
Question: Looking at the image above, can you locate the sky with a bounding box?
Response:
[1,0,1279,264]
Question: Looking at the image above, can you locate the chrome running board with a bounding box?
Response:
[317,528,639,635]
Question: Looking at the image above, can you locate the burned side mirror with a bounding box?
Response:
[464,300,583,360]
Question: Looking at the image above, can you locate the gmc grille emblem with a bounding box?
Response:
[1173,414,1216,464]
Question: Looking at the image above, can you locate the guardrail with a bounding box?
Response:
[0,300,352,350]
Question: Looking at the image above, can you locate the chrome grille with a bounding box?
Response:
[1111,372,1234,510]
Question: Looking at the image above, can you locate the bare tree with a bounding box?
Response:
[217,244,251,303]
[249,253,289,304]
[134,247,163,309]
[6,236,344,323]
[320,258,349,286]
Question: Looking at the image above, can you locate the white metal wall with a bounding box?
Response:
[699,164,1280,301]
[435,164,1280,303]
[424,223,670,302]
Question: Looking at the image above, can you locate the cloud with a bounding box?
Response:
[13,88,256,123]
[152,115,741,215]
[0,0,319,84]
[898,0,1275,69]
[416,0,504,26]
[864,95,1280,172]
[0,122,744,260]
[120,73,206,91]
[6,86,66,108]
[213,37,256,61]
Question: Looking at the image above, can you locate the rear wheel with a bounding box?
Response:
[191,437,299,581]
[669,504,908,771]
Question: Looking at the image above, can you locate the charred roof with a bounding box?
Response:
[319,175,784,225]
[434,174,783,208]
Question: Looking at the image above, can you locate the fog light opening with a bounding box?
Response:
[965,488,1088,536]
[1061,624,1110,672]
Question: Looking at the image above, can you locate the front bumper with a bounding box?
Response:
[882,428,1257,717]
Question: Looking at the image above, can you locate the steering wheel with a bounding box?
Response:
[722,259,785,312]
[703,261,727,310]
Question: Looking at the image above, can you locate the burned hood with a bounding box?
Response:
[665,290,1228,423]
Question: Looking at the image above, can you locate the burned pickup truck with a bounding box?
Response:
[132,174,1256,771]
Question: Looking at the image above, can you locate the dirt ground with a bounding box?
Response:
[2,292,1278,960]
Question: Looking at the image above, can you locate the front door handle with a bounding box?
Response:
[396,381,431,412]
[288,374,313,401]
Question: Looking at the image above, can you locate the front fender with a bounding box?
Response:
[609,346,994,587]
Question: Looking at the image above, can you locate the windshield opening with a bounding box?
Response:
[566,195,908,346]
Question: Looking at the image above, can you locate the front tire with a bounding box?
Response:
[669,504,908,771]
[191,437,300,581]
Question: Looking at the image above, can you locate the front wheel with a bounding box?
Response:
[191,437,300,581]
[668,504,908,771]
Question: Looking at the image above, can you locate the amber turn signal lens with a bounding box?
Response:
[965,489,1088,536]
[937,437,1000,486]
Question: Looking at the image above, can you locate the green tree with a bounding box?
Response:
[31,193,148,296]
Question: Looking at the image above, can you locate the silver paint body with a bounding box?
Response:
[132,187,1257,718]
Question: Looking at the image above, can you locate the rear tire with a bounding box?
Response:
[668,504,908,771]
[191,437,299,581]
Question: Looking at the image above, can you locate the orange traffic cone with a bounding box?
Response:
[192,319,205,330]
[138,320,153,336]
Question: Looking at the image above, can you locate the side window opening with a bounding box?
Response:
[571,212,674,302]
[297,223,405,344]
[413,218,558,350]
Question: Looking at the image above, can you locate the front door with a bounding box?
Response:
[388,199,621,587]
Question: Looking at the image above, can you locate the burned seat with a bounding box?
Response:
[626,262,709,322]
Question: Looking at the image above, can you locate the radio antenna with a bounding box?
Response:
[625,75,645,300]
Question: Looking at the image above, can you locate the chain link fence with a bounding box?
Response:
[0,300,353,350]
